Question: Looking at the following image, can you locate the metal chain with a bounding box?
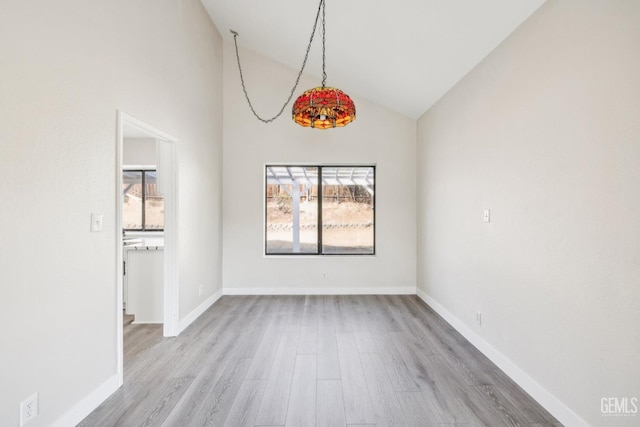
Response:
[231,0,325,123]
[321,0,327,87]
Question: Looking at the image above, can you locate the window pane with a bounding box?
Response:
[266,166,318,254]
[123,171,143,230]
[144,171,164,230]
[321,166,375,254]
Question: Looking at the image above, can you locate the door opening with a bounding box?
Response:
[116,111,179,386]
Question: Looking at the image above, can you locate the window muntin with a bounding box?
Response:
[265,165,375,255]
[123,170,164,231]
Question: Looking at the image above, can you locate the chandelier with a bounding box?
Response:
[231,0,356,129]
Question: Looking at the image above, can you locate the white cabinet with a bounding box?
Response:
[124,247,163,323]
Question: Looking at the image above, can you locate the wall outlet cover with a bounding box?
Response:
[20,393,38,426]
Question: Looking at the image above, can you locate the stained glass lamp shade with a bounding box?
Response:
[292,86,356,129]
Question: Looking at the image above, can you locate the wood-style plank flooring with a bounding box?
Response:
[79,295,562,427]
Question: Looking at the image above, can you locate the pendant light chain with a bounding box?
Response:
[231,0,325,123]
[321,0,327,88]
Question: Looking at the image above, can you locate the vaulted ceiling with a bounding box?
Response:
[202,0,545,119]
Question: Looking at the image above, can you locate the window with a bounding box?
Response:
[123,170,164,231]
[265,165,375,255]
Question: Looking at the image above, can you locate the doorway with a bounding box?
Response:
[116,111,179,386]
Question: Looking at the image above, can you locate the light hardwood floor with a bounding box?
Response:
[79,295,562,427]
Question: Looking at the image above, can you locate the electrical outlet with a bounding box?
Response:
[476,312,482,326]
[198,285,204,296]
[322,272,328,279]
[483,209,490,223]
[20,393,38,426]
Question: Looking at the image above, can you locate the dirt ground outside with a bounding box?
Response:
[123,195,164,230]
[266,200,374,254]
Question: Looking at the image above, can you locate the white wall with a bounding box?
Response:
[123,137,156,166]
[417,1,640,426]
[223,43,416,293]
[0,0,223,425]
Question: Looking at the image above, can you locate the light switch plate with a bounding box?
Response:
[91,213,104,232]
[483,209,490,223]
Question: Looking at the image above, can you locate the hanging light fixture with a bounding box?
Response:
[292,0,355,129]
[231,0,355,129]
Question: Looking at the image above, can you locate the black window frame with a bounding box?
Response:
[122,169,164,232]
[264,164,376,256]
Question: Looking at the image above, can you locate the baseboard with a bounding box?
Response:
[178,288,223,333]
[223,286,416,295]
[51,374,119,427]
[415,288,589,427]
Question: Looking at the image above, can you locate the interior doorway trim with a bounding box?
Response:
[116,111,180,386]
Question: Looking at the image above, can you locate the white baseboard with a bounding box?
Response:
[179,289,223,333]
[51,374,119,427]
[223,286,416,296]
[416,288,589,427]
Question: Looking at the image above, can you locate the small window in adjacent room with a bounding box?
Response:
[123,170,164,231]
[265,165,375,255]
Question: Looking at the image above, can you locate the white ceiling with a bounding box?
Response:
[202,0,545,119]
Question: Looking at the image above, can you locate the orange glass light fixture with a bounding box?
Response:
[230,0,355,129]
[293,86,355,129]
[292,0,355,129]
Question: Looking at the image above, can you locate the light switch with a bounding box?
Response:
[483,209,490,223]
[91,213,104,232]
